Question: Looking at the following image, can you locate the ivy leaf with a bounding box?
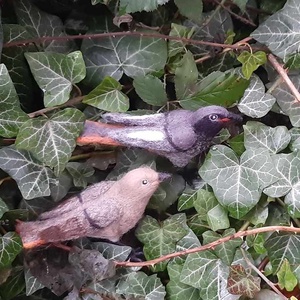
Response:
[133,75,168,106]
[14,0,74,53]
[238,74,276,118]
[91,242,132,261]
[0,146,57,199]
[116,272,166,299]
[180,71,249,109]
[264,152,300,217]
[174,0,203,23]
[285,53,300,70]
[227,265,261,298]
[0,198,9,219]
[166,264,201,300]
[120,0,170,12]
[203,229,242,266]
[0,64,29,138]
[24,269,45,296]
[237,51,267,80]
[251,0,300,61]
[83,76,129,112]
[136,215,187,272]
[228,133,245,157]
[193,189,219,220]
[199,145,278,218]
[15,108,85,176]
[207,204,230,231]
[82,20,167,87]
[180,250,229,300]
[0,232,23,269]
[277,259,298,291]
[265,232,300,273]
[25,51,86,107]
[174,51,198,100]
[244,121,291,154]
[66,162,95,188]
[232,0,247,11]
[168,23,194,57]
[0,267,25,300]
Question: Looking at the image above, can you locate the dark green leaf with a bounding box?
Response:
[0,232,22,269]
[174,0,203,23]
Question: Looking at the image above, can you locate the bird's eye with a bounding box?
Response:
[142,179,148,185]
[209,114,219,121]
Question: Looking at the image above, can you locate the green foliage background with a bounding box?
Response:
[1,0,300,299]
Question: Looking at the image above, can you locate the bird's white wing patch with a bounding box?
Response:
[127,130,165,141]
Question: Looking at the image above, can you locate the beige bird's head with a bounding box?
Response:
[118,167,169,200]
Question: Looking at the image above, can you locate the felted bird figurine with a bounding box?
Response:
[77,106,242,167]
[17,167,168,249]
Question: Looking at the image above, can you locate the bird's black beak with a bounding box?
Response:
[158,172,172,182]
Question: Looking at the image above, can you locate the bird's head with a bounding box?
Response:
[192,106,242,138]
[119,167,170,199]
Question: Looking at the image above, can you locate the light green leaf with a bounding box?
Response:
[199,145,278,218]
[120,0,170,12]
[193,189,219,220]
[166,264,201,300]
[83,76,129,112]
[168,23,194,57]
[136,215,187,272]
[285,53,300,70]
[15,108,85,176]
[244,121,291,154]
[177,187,198,211]
[25,51,86,107]
[264,152,300,217]
[0,64,29,138]
[66,162,95,188]
[0,232,22,269]
[228,133,245,157]
[116,272,166,299]
[203,229,242,266]
[133,75,168,106]
[82,20,167,87]
[277,259,298,291]
[237,51,267,80]
[180,250,229,300]
[238,74,276,118]
[207,204,230,231]
[14,0,74,53]
[0,198,8,219]
[0,146,57,199]
[175,51,198,100]
[180,71,249,109]
[251,0,300,61]
[265,232,300,273]
[174,0,203,23]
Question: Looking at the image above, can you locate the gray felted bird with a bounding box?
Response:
[82,105,242,167]
[17,167,167,249]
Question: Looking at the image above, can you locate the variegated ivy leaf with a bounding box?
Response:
[0,198,9,219]
[265,232,300,273]
[83,76,129,112]
[66,162,95,188]
[0,232,23,268]
[289,127,300,151]
[244,121,291,154]
[251,0,300,61]
[91,242,132,261]
[15,108,85,176]
[25,51,86,107]
[264,151,300,217]
[25,269,45,296]
[81,19,167,87]
[136,215,187,272]
[0,64,29,138]
[180,250,229,300]
[120,0,170,12]
[116,272,166,299]
[199,145,278,218]
[0,146,57,199]
[166,264,201,300]
[238,74,276,118]
[14,0,74,53]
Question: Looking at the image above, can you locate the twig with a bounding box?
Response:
[3,30,265,52]
[28,96,84,118]
[241,248,287,299]
[268,54,300,103]
[115,226,300,267]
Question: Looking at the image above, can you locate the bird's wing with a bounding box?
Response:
[103,112,164,126]
[38,181,114,221]
[165,111,197,151]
